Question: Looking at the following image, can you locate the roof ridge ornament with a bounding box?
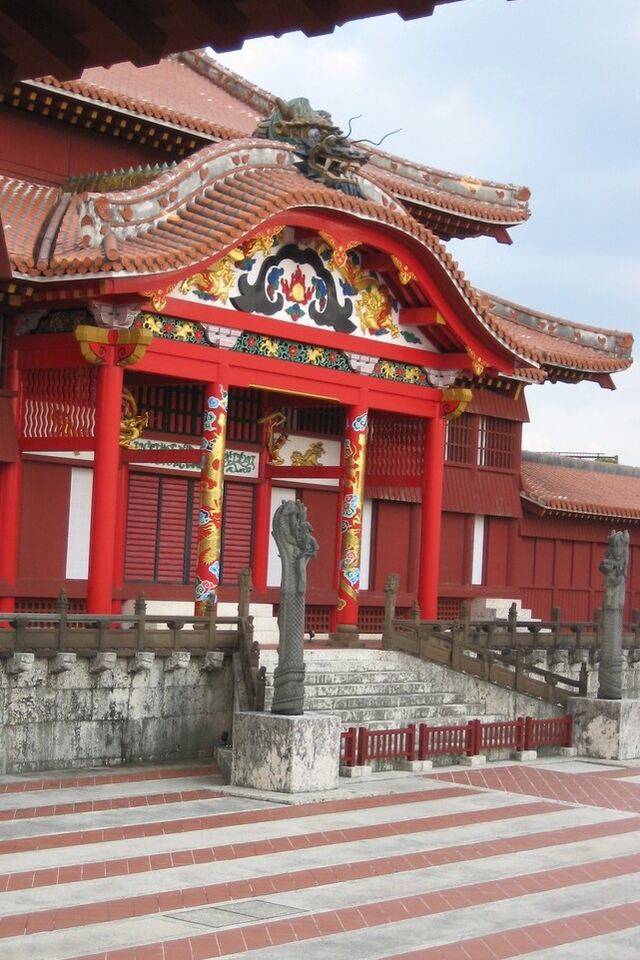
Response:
[254,97,369,195]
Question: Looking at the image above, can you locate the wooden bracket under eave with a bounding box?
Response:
[398,306,445,326]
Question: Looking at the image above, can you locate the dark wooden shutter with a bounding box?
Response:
[220,482,255,584]
[156,476,190,582]
[125,473,160,580]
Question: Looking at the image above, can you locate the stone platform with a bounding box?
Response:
[231,711,341,793]
[569,697,640,760]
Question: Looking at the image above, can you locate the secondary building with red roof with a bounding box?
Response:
[0,50,636,632]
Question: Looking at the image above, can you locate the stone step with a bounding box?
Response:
[329,703,489,723]
[286,683,458,699]
[351,713,504,732]
[266,693,463,710]
[264,670,439,686]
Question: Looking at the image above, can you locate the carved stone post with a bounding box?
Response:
[271,500,318,716]
[598,530,629,700]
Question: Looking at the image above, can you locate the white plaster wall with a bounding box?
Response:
[65,467,93,579]
[471,515,485,586]
[267,486,296,587]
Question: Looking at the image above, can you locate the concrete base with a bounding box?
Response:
[568,697,640,760]
[398,759,433,772]
[512,750,538,762]
[340,764,372,778]
[460,754,487,767]
[329,624,361,647]
[231,712,341,794]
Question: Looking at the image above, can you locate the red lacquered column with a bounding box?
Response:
[0,459,22,613]
[418,413,445,618]
[86,361,123,613]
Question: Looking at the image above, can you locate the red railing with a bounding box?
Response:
[356,724,416,765]
[418,720,476,758]
[524,715,573,750]
[340,726,358,767]
[341,714,573,767]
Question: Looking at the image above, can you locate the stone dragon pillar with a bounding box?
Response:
[598,529,629,700]
[271,499,318,715]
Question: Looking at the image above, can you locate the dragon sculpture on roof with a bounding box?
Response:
[254,97,369,195]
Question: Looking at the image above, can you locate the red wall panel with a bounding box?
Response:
[221,482,255,584]
[301,488,339,593]
[484,517,510,587]
[18,460,70,582]
[0,106,161,185]
[372,500,413,592]
[439,513,466,585]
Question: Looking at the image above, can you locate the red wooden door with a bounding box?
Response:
[300,488,339,593]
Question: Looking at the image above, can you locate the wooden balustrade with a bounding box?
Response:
[0,603,242,657]
[381,573,640,709]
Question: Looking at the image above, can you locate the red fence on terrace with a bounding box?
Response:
[340,715,573,767]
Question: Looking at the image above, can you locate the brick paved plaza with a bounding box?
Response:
[2,757,640,959]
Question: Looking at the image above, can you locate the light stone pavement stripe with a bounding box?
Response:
[0,788,541,873]
[0,795,280,841]
[0,796,562,915]
[6,866,640,960]
[6,761,640,960]
[0,777,469,842]
[514,928,640,958]
[0,805,619,920]
[0,776,223,811]
[5,820,640,956]
[175,878,640,960]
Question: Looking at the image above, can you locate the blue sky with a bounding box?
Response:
[218,0,640,464]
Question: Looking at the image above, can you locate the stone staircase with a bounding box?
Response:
[258,648,504,729]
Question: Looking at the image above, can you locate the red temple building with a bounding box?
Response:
[0,51,637,636]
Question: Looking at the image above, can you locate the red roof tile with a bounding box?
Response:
[0,139,632,380]
[521,454,640,521]
[23,50,530,234]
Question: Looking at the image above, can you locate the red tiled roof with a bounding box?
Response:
[521,454,640,521]
[34,56,264,142]
[0,139,632,379]
[22,50,529,234]
[364,149,530,226]
[486,294,633,374]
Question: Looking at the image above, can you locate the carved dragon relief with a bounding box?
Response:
[254,97,369,195]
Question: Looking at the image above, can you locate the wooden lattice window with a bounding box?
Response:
[21,367,97,439]
[227,388,260,443]
[445,415,473,464]
[368,414,425,479]
[358,606,384,632]
[281,405,344,437]
[129,382,203,437]
[477,416,517,469]
[437,597,462,619]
